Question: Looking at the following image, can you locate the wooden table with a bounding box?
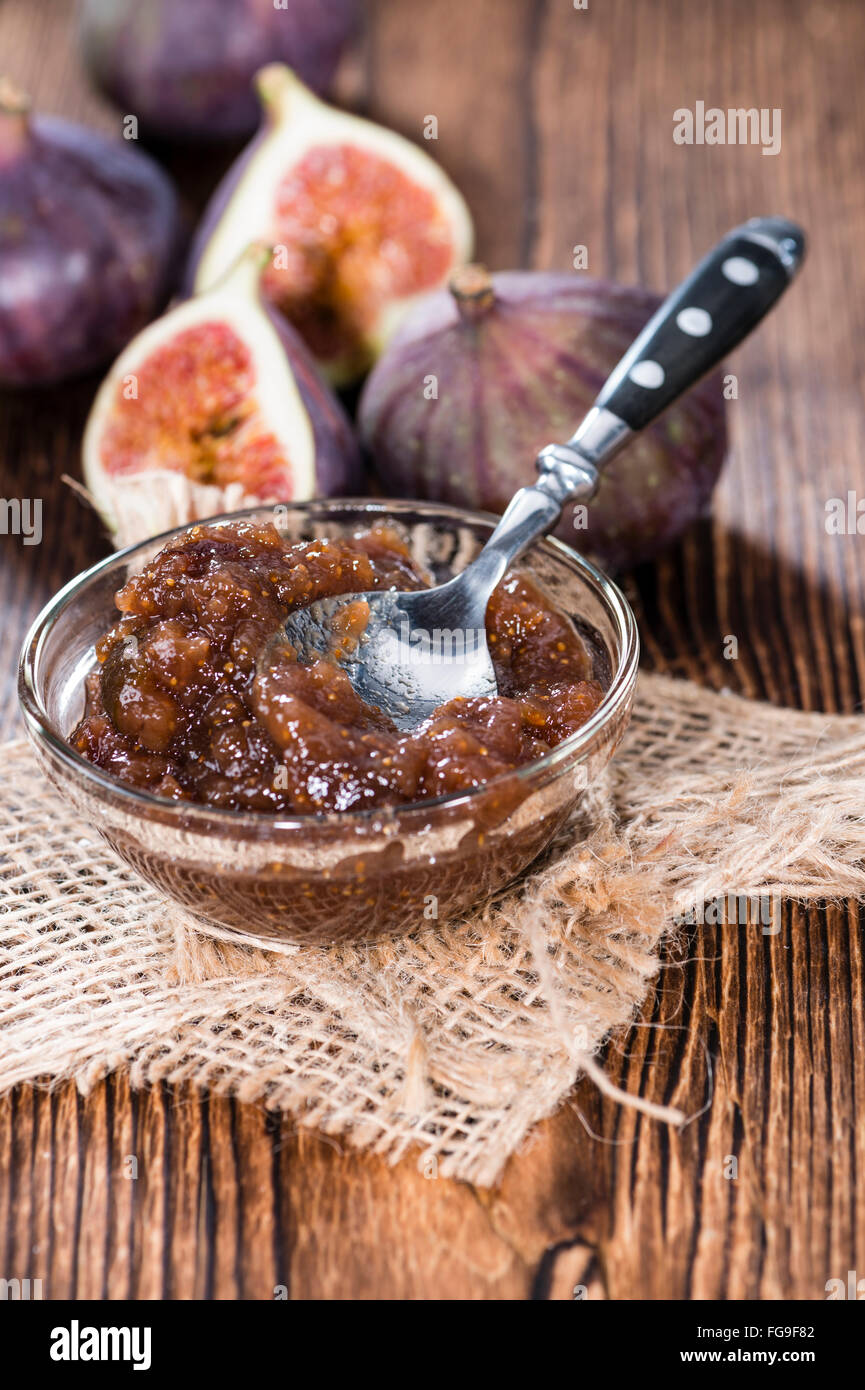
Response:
[2,0,863,1300]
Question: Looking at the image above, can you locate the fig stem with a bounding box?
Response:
[255,63,312,123]
[0,77,32,160]
[450,264,495,321]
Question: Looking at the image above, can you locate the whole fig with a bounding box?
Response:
[80,0,360,141]
[0,80,180,389]
[358,266,728,571]
[83,244,362,547]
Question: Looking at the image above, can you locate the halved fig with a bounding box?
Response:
[83,244,362,547]
[189,65,474,384]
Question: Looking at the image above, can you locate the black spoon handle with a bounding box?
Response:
[532,215,806,501]
[467,218,806,601]
[592,216,806,431]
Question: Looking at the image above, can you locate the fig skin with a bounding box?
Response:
[0,90,181,389]
[269,305,364,498]
[79,0,360,142]
[358,268,728,572]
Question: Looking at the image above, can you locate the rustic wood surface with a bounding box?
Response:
[1,0,863,1300]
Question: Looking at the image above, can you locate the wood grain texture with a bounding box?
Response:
[1,0,864,1300]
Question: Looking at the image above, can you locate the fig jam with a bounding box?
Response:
[71,521,604,814]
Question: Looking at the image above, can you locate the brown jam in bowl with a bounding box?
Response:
[71,520,604,815]
[19,503,636,946]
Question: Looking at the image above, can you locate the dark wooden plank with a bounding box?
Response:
[1,0,864,1301]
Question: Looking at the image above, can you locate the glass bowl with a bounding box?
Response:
[18,500,638,947]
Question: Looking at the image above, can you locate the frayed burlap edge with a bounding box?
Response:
[2,672,864,1185]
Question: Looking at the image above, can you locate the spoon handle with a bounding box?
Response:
[468,217,805,593]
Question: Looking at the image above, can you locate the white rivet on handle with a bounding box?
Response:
[722,256,760,286]
[676,306,713,336]
[629,359,665,389]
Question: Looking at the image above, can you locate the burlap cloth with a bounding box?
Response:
[2,672,864,1185]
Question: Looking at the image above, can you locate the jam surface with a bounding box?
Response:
[72,521,604,813]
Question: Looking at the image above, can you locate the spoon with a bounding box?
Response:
[264,217,805,730]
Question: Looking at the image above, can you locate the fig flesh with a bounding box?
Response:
[0,80,180,388]
[83,245,362,547]
[79,0,360,141]
[189,65,474,384]
[358,266,728,571]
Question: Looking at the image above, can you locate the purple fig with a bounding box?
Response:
[79,0,361,142]
[83,244,362,547]
[0,80,180,389]
[189,65,474,384]
[358,265,728,572]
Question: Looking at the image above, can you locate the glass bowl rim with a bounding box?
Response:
[18,497,639,831]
